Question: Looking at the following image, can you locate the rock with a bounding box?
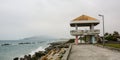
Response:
[13,57,19,60]
[24,55,28,60]
[64,44,69,48]
[20,58,24,60]
[13,40,69,60]
[40,56,48,60]
[50,42,61,46]
[32,51,46,60]
[31,56,37,60]
[27,54,32,60]
[18,42,31,45]
[45,46,54,53]
[1,43,11,46]
[55,57,61,60]
[66,39,74,43]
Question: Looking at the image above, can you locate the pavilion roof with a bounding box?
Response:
[70,15,99,27]
[73,15,97,21]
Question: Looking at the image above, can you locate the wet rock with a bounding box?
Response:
[31,51,46,60]
[1,43,11,46]
[13,57,19,60]
[20,58,24,60]
[18,42,31,45]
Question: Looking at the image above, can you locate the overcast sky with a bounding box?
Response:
[0,0,120,40]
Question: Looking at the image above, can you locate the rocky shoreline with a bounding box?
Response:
[13,39,73,60]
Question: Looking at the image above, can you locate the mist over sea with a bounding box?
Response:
[0,36,61,60]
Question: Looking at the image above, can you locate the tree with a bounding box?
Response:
[113,31,119,37]
[113,31,119,41]
[105,31,120,41]
[105,33,114,41]
[104,32,109,36]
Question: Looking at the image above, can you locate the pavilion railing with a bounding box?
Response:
[70,29,100,36]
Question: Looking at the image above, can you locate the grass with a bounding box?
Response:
[104,43,120,48]
[97,43,120,48]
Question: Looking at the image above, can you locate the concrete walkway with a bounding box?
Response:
[68,45,120,60]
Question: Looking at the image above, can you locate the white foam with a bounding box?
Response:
[19,46,46,58]
[19,44,50,58]
[29,46,44,55]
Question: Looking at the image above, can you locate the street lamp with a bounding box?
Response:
[98,14,105,46]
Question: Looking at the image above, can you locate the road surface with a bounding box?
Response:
[68,45,120,60]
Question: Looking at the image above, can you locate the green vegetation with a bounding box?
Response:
[98,43,120,48]
[105,31,120,41]
[104,43,120,48]
[98,31,120,48]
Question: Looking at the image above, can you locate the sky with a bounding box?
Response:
[0,0,120,40]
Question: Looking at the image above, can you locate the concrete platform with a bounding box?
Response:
[68,45,120,60]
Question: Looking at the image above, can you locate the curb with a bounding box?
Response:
[61,44,72,60]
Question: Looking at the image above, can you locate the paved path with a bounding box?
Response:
[68,45,120,60]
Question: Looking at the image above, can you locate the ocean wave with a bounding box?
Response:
[12,44,18,46]
[29,46,46,55]
[19,46,46,58]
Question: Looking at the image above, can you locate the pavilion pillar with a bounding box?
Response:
[90,24,95,43]
[92,35,95,43]
[75,24,78,45]
[75,35,78,45]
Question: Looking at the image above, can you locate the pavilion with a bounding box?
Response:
[70,15,100,45]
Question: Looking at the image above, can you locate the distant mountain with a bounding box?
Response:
[20,36,55,41]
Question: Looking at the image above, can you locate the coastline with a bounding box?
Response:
[13,39,73,60]
[29,45,47,55]
[18,44,50,59]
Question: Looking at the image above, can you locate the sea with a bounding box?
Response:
[0,37,63,60]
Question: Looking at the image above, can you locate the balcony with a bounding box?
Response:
[70,29,100,36]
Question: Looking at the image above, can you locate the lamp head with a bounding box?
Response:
[98,14,103,16]
[99,14,102,16]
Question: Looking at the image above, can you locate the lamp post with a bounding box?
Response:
[99,14,105,46]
